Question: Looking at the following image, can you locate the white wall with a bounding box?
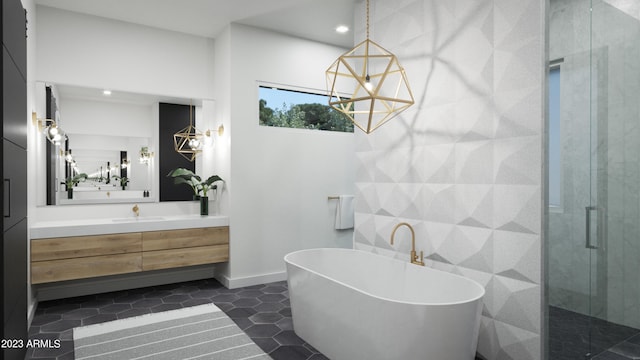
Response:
[219,24,356,286]
[32,6,217,222]
[35,5,214,100]
[353,1,545,359]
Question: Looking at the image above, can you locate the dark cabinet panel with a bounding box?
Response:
[3,140,27,230]
[3,47,27,149]
[2,219,27,360]
[2,1,28,357]
[1,0,27,78]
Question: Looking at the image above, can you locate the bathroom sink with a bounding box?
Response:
[111,216,165,223]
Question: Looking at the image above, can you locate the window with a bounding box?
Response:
[258,85,354,133]
[548,65,561,208]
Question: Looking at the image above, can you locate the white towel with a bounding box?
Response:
[335,195,354,230]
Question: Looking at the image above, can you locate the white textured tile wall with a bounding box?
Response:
[353,0,544,359]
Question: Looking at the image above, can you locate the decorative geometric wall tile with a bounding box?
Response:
[455,184,493,228]
[353,0,543,359]
[376,0,424,47]
[493,320,540,360]
[456,266,494,316]
[422,184,456,223]
[354,213,377,247]
[494,230,540,284]
[422,144,456,183]
[494,0,541,54]
[421,104,459,144]
[355,151,378,184]
[454,226,494,273]
[494,50,540,94]
[423,221,456,260]
[378,147,424,183]
[493,276,540,334]
[373,183,422,218]
[494,89,542,139]
[493,185,540,234]
[478,318,500,359]
[454,18,494,98]
[494,136,540,185]
[455,96,497,142]
[455,141,494,183]
[354,183,379,214]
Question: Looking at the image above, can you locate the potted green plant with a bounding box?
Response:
[112,175,130,190]
[62,173,88,199]
[167,168,223,215]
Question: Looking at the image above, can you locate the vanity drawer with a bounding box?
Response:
[31,233,142,261]
[31,253,142,284]
[30,226,229,284]
[142,244,229,271]
[142,227,229,251]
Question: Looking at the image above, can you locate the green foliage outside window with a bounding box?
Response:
[258,86,353,133]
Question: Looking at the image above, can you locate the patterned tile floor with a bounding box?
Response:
[549,306,640,359]
[26,279,327,360]
[27,278,487,360]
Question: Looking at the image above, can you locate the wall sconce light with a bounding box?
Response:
[33,112,66,145]
[64,150,73,163]
[121,159,130,169]
[217,124,225,136]
[45,123,65,146]
[173,100,203,162]
[139,146,154,164]
[325,0,414,134]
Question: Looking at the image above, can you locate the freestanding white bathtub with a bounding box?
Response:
[284,248,485,360]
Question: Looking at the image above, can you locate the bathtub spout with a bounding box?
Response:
[390,222,424,266]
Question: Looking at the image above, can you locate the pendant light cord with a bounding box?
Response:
[365,0,371,82]
[366,0,370,40]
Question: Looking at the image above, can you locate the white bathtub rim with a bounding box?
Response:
[284,247,485,307]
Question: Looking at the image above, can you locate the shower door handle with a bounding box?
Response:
[585,206,598,249]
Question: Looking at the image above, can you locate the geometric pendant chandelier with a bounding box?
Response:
[173,100,203,162]
[326,0,414,134]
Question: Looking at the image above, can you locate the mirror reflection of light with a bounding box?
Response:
[188,138,201,150]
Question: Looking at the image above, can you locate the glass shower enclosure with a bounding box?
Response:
[547,0,640,358]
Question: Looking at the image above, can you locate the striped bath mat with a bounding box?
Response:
[73,303,269,360]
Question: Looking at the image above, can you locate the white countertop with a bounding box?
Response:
[30,215,229,239]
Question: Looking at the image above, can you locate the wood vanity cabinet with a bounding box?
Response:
[142,227,229,271]
[31,226,229,284]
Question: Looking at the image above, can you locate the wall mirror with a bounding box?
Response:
[35,81,202,206]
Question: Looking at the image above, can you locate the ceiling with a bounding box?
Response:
[33,0,359,48]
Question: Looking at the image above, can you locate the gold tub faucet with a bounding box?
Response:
[390,222,424,266]
[132,204,139,217]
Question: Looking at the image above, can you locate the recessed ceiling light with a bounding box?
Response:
[335,25,349,34]
[103,90,112,95]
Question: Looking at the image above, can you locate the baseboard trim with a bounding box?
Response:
[34,265,216,301]
[27,297,38,328]
[215,271,287,289]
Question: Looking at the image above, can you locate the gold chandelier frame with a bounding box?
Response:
[326,0,414,134]
[173,101,203,162]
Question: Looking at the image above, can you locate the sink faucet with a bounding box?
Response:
[390,222,424,266]
[132,204,139,217]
